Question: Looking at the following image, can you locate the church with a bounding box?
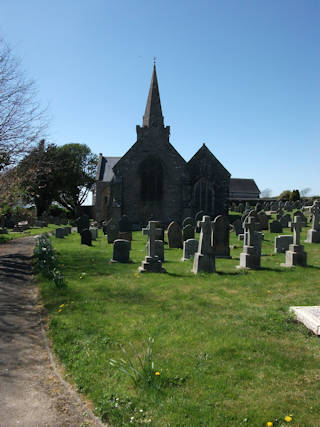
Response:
[94,64,232,226]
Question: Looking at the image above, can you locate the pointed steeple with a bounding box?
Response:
[142,63,164,127]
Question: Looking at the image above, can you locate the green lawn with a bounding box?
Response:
[39,219,320,427]
[0,224,57,244]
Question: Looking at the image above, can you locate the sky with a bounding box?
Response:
[1,0,320,198]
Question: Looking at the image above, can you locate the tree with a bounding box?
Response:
[290,189,300,201]
[54,143,98,215]
[18,140,59,216]
[278,190,291,201]
[0,38,47,170]
[260,188,272,198]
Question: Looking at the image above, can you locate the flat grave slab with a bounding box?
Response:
[290,306,320,335]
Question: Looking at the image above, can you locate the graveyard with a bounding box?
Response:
[36,208,320,426]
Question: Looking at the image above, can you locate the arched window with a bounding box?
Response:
[193,178,215,213]
[139,158,163,201]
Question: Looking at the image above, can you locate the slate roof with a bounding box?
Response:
[230,178,260,195]
[96,156,121,182]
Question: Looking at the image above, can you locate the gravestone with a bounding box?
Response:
[154,240,165,262]
[274,235,293,253]
[182,224,194,241]
[281,216,307,267]
[111,239,130,263]
[294,210,307,227]
[119,215,131,232]
[213,215,231,258]
[305,200,320,243]
[90,227,98,240]
[257,212,269,230]
[181,239,198,261]
[238,203,245,213]
[255,202,263,212]
[139,221,166,273]
[182,217,194,228]
[280,213,291,228]
[192,216,215,274]
[105,218,119,243]
[154,221,165,241]
[232,219,243,236]
[269,220,283,233]
[64,226,72,235]
[195,210,205,232]
[77,215,90,234]
[55,228,65,238]
[81,229,92,246]
[167,221,183,248]
[237,217,260,269]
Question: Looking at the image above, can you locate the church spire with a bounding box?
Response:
[142,63,164,127]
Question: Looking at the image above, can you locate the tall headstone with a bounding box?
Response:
[181,239,198,261]
[77,215,90,234]
[237,217,260,269]
[280,213,291,228]
[195,210,205,232]
[111,239,131,263]
[167,221,183,248]
[139,221,166,273]
[192,216,215,274]
[306,200,320,243]
[257,212,269,230]
[232,219,243,236]
[213,215,231,258]
[281,216,307,267]
[81,229,92,246]
[90,227,98,240]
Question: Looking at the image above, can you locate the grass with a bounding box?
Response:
[39,216,320,426]
[0,224,57,244]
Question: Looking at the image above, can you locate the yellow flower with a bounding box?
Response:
[58,309,62,312]
[59,304,64,308]
[267,422,273,427]
[155,371,160,376]
[71,301,74,304]
[284,416,292,422]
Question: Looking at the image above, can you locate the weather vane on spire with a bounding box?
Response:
[153,56,157,65]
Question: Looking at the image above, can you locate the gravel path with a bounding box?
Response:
[0,237,105,427]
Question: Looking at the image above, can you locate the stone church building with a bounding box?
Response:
[94,64,231,225]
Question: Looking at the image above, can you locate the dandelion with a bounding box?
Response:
[71,301,74,304]
[267,422,273,427]
[284,416,292,422]
[58,309,62,312]
[59,304,64,308]
[155,371,160,376]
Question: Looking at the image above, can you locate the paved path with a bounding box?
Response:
[0,237,103,427]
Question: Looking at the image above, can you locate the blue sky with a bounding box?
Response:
[1,0,319,197]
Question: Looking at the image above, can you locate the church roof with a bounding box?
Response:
[96,156,121,182]
[188,143,231,177]
[142,64,164,127]
[230,178,260,194]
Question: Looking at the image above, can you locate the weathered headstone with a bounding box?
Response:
[257,212,269,230]
[305,200,320,243]
[167,221,183,248]
[81,229,92,246]
[294,210,307,227]
[182,224,195,241]
[232,219,243,236]
[55,228,65,238]
[280,213,291,228]
[192,216,215,274]
[274,235,293,253]
[181,238,198,261]
[269,220,283,233]
[139,221,166,273]
[281,216,307,267]
[111,239,131,263]
[90,227,98,240]
[237,216,260,269]
[182,217,194,228]
[77,215,90,234]
[64,226,72,235]
[213,215,231,258]
[105,218,119,243]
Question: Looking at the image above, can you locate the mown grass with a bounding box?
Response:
[0,224,57,244]
[39,218,320,426]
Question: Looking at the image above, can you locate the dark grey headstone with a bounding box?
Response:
[167,221,183,248]
[213,215,230,258]
[182,224,194,241]
[269,220,283,233]
[182,238,198,261]
[81,229,92,246]
[111,239,130,263]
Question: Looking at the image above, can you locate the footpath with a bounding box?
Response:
[0,237,103,427]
